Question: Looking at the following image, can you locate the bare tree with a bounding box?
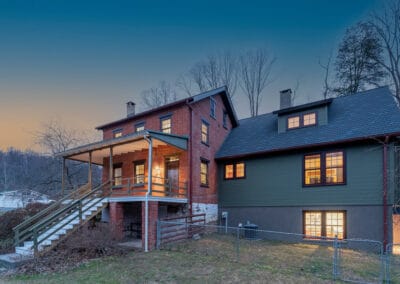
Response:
[178,51,238,97]
[141,80,177,109]
[334,22,386,95]
[292,79,300,105]
[319,52,333,99]
[238,48,276,117]
[369,1,400,101]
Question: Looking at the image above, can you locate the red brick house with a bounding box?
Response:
[57,87,238,250]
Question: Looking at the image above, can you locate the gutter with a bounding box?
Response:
[383,135,390,249]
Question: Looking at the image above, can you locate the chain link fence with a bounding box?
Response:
[157,220,400,283]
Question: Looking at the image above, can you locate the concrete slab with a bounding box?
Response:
[0,253,33,268]
[117,240,142,249]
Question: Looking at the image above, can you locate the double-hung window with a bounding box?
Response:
[303,211,346,240]
[201,120,209,145]
[113,164,122,186]
[224,162,246,179]
[200,159,209,186]
[134,161,145,184]
[160,115,172,134]
[210,98,216,118]
[304,151,345,186]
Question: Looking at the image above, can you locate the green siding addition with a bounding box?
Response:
[218,143,388,207]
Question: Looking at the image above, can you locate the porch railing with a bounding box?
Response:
[111,176,187,199]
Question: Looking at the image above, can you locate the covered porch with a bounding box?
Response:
[57,130,189,202]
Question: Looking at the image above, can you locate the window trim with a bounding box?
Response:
[133,160,146,185]
[224,161,246,180]
[160,114,172,134]
[113,163,123,187]
[112,128,123,138]
[201,119,210,145]
[135,122,145,133]
[302,150,346,187]
[200,158,209,187]
[210,97,216,119]
[303,210,347,240]
[287,111,318,130]
[223,111,228,129]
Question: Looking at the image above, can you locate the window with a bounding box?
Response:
[160,116,172,134]
[303,211,346,240]
[135,122,145,133]
[200,159,209,186]
[223,112,228,128]
[210,98,216,118]
[303,113,316,126]
[224,162,246,179]
[288,116,300,129]
[134,161,145,184]
[304,151,344,186]
[113,129,123,138]
[287,112,317,130]
[201,120,209,144]
[113,164,122,186]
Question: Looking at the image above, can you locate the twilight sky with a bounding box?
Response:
[0,0,381,151]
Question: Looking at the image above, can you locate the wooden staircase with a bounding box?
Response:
[13,181,111,256]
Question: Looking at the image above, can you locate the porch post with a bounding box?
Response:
[88,151,92,189]
[148,138,153,195]
[144,135,153,252]
[61,158,66,196]
[109,147,113,191]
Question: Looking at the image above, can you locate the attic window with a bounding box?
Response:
[113,129,123,138]
[287,112,317,130]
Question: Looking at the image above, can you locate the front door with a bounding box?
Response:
[165,158,179,196]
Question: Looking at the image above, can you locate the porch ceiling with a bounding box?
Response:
[56,130,188,165]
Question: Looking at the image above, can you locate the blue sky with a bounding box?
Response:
[0,0,381,150]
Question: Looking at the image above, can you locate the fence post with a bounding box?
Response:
[236,226,240,261]
[156,220,161,249]
[332,236,340,280]
[383,244,391,283]
[33,228,38,256]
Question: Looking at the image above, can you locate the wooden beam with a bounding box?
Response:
[88,151,92,188]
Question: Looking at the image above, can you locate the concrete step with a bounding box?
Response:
[0,253,33,268]
[15,246,34,256]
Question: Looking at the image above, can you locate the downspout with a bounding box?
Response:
[144,134,153,252]
[188,103,193,215]
[383,135,390,249]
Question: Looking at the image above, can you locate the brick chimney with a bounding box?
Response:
[127,101,136,117]
[280,89,292,109]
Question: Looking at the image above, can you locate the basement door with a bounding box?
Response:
[165,157,179,196]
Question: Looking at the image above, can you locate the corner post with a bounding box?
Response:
[61,158,66,196]
[88,151,92,189]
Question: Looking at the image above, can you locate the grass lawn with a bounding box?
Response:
[4,234,397,283]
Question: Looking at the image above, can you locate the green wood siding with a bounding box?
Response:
[218,143,394,207]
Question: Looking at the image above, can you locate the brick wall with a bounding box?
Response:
[109,202,124,240]
[189,94,233,204]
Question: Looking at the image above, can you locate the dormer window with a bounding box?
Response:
[288,116,300,129]
[303,113,316,126]
[287,112,317,130]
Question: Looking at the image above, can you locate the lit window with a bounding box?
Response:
[288,116,300,129]
[304,154,321,185]
[113,165,122,186]
[224,162,246,179]
[304,151,345,186]
[160,116,171,134]
[134,161,145,184]
[210,98,216,118]
[201,121,209,144]
[223,112,228,128]
[304,211,345,240]
[303,113,316,126]
[200,159,209,186]
[135,122,145,133]
[113,129,123,138]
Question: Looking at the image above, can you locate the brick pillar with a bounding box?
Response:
[109,202,124,240]
[142,201,159,250]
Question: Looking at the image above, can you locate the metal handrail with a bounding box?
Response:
[14,181,111,248]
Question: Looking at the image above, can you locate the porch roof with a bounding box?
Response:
[55,130,188,165]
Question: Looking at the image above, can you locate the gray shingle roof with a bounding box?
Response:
[216,87,400,159]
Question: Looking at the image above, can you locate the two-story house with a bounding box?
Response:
[55,87,238,250]
[216,87,400,246]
